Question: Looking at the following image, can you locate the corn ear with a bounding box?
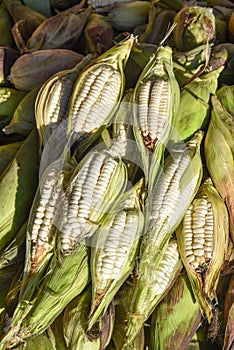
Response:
[35,55,92,151]
[88,179,144,329]
[24,159,67,276]
[124,132,203,344]
[132,44,180,187]
[204,95,234,241]
[149,272,202,350]
[172,67,223,143]
[59,150,128,253]
[10,49,84,91]
[176,178,229,322]
[125,239,183,345]
[143,130,203,253]
[3,87,39,136]
[0,129,39,253]
[67,35,134,149]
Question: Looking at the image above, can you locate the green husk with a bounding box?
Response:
[0,221,27,323]
[124,43,155,89]
[0,141,23,175]
[0,129,39,253]
[216,85,234,116]
[0,3,14,47]
[0,88,27,130]
[204,95,234,241]
[0,245,90,349]
[107,89,140,181]
[23,0,51,17]
[149,272,202,350]
[107,1,150,32]
[47,313,67,350]
[171,67,223,143]
[153,0,183,11]
[111,279,145,350]
[173,44,212,86]
[3,87,40,136]
[173,6,216,52]
[12,333,55,350]
[63,285,114,350]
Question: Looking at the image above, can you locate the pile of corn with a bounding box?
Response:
[0,0,234,349]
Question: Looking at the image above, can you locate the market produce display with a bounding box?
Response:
[0,0,234,349]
